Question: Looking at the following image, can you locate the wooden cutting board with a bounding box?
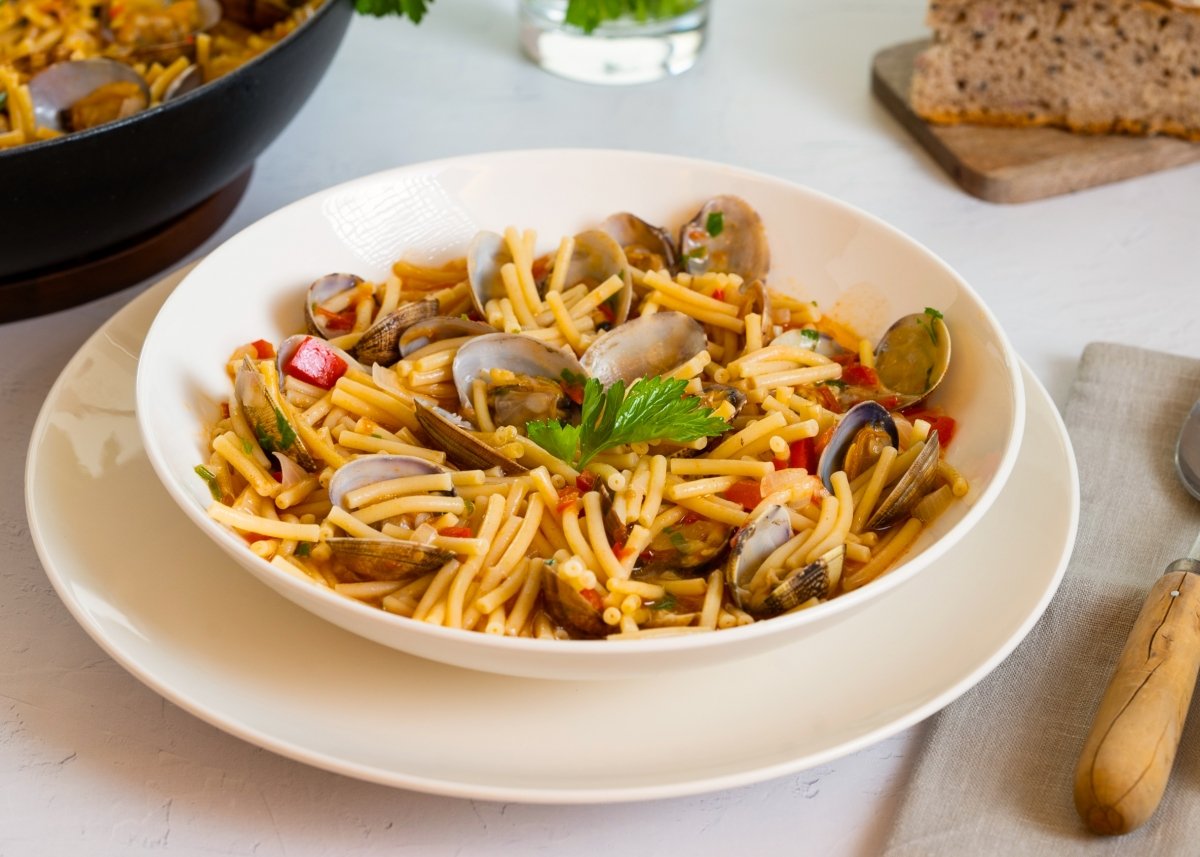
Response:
[872,40,1200,203]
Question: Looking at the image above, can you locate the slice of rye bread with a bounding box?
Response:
[911,0,1200,140]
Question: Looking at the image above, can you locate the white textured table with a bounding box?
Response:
[5,1,1200,853]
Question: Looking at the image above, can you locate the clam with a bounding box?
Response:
[162,63,203,102]
[414,402,528,475]
[399,316,496,358]
[579,311,706,387]
[817,401,899,491]
[350,300,439,367]
[772,327,852,360]
[726,505,844,617]
[324,455,456,581]
[872,310,951,408]
[28,59,150,133]
[601,213,677,274]
[541,565,608,638]
[234,355,316,471]
[305,273,365,338]
[557,230,633,326]
[465,231,513,317]
[452,333,585,426]
[679,195,770,283]
[864,430,941,531]
[637,516,732,577]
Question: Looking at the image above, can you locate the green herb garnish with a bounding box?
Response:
[295,542,312,558]
[353,0,433,21]
[0,91,7,113]
[527,376,727,469]
[705,211,724,237]
[194,465,222,501]
[666,527,688,553]
[685,245,707,261]
[818,379,847,390]
[799,328,820,349]
[242,436,256,455]
[920,307,944,345]
[650,592,678,612]
[564,0,699,33]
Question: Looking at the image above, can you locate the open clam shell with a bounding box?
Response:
[864,430,941,531]
[452,332,584,426]
[601,213,677,275]
[399,316,496,358]
[679,195,770,283]
[759,545,844,618]
[873,311,952,408]
[725,504,793,611]
[28,59,150,132]
[234,355,316,471]
[327,454,451,508]
[305,273,364,338]
[414,402,528,475]
[466,231,513,317]
[542,565,608,638]
[558,230,634,326]
[579,311,706,387]
[817,401,899,492]
[349,299,439,367]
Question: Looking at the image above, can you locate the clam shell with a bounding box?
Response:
[817,401,898,492]
[452,333,584,410]
[579,311,706,387]
[558,230,633,326]
[350,299,439,367]
[305,273,364,338]
[542,565,608,638]
[399,316,496,357]
[234,356,316,471]
[679,195,770,282]
[865,430,941,531]
[873,312,952,408]
[601,213,677,273]
[759,545,844,617]
[28,59,150,132]
[326,538,453,582]
[327,454,449,509]
[466,231,512,317]
[725,504,792,611]
[414,402,528,475]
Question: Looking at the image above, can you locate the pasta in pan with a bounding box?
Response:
[197,196,964,640]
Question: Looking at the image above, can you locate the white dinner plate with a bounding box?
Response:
[25,268,1078,804]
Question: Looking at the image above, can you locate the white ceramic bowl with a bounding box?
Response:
[136,149,1025,681]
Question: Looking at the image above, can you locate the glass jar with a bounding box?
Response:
[518,0,710,85]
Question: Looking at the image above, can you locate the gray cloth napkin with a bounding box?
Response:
[885,343,1200,855]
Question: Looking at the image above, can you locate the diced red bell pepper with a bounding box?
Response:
[681,511,701,526]
[788,437,815,471]
[580,588,604,611]
[438,526,473,539]
[842,364,879,388]
[712,288,725,302]
[903,410,957,447]
[813,424,836,457]
[576,471,596,492]
[814,385,843,414]
[722,480,763,511]
[556,486,581,514]
[251,339,275,360]
[315,305,356,332]
[281,336,348,390]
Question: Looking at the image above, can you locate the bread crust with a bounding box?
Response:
[911,0,1200,142]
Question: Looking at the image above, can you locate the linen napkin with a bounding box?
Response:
[885,343,1200,855]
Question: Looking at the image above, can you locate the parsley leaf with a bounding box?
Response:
[564,0,699,33]
[705,211,724,237]
[354,0,433,21]
[295,542,312,558]
[920,307,944,345]
[527,376,727,469]
[650,592,678,612]
[194,465,222,501]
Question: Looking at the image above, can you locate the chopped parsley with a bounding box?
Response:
[295,542,312,558]
[650,593,678,612]
[799,328,820,349]
[920,307,944,345]
[818,379,847,390]
[705,211,724,237]
[194,465,221,501]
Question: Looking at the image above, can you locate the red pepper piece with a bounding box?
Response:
[842,364,880,388]
[251,339,275,360]
[813,424,837,457]
[904,411,957,447]
[712,288,725,301]
[576,471,596,492]
[315,305,356,332]
[722,480,763,511]
[438,526,473,539]
[789,437,815,471]
[681,511,701,525]
[556,486,581,514]
[281,336,348,390]
[580,588,604,611]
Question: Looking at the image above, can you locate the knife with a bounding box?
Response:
[1073,398,1200,835]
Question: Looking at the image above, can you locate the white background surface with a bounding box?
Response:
[4,0,1200,853]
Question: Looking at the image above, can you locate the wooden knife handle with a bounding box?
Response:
[1074,559,1200,835]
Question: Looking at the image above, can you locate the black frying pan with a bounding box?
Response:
[0,0,352,280]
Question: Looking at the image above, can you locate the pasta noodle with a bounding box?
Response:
[200,204,966,641]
